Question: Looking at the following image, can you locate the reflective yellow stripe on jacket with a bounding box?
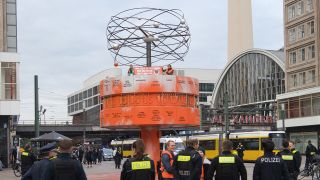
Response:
[22,152,29,156]
[282,155,293,160]
[131,161,151,170]
[177,155,190,162]
[219,156,235,163]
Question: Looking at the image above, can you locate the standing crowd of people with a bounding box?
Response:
[11,137,320,180]
[21,140,87,180]
[120,138,308,180]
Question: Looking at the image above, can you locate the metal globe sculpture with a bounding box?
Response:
[106,8,191,67]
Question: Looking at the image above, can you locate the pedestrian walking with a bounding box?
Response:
[21,144,36,176]
[174,138,202,180]
[253,139,289,180]
[78,146,84,163]
[113,147,117,168]
[209,140,247,180]
[98,148,103,164]
[198,147,211,180]
[115,147,123,169]
[289,140,301,179]
[86,147,93,168]
[160,140,177,180]
[120,139,155,180]
[10,145,17,165]
[277,140,299,180]
[22,142,57,180]
[93,148,98,164]
[236,142,245,160]
[304,140,317,170]
[40,140,87,180]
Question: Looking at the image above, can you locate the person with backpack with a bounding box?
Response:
[174,138,202,180]
[40,140,87,180]
[121,139,155,180]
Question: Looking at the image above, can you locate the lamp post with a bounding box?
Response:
[280,103,286,131]
[224,92,230,139]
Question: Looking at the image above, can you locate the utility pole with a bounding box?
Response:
[34,75,39,137]
[146,41,152,67]
[224,92,230,139]
[280,104,286,131]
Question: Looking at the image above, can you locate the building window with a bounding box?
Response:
[306,0,313,12]
[300,48,305,61]
[88,88,93,97]
[288,4,295,20]
[292,74,297,87]
[298,24,304,39]
[309,70,316,83]
[79,93,82,100]
[290,51,297,64]
[1,62,17,100]
[83,90,87,99]
[307,21,314,35]
[300,72,306,85]
[296,1,304,16]
[289,28,296,43]
[199,83,214,92]
[199,93,210,102]
[308,45,315,59]
[93,86,98,95]
[75,94,79,102]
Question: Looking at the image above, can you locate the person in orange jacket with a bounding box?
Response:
[160,140,177,180]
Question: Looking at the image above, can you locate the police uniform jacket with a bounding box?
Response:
[40,153,87,180]
[174,146,203,180]
[120,155,155,180]
[21,150,36,175]
[21,158,51,180]
[209,151,247,180]
[277,149,299,175]
[291,148,301,171]
[253,152,289,180]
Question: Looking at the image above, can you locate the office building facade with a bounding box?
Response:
[277,0,320,153]
[0,0,19,167]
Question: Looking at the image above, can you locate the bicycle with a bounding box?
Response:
[299,162,320,180]
[12,160,22,177]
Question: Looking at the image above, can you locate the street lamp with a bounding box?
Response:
[224,92,230,139]
[280,103,286,131]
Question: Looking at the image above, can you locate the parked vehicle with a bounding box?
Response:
[102,148,113,161]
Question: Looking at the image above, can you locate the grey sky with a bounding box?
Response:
[17,0,283,122]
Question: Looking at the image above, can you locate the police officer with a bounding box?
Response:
[160,140,176,180]
[277,140,299,180]
[209,140,247,180]
[304,140,317,170]
[22,142,57,180]
[21,144,36,176]
[40,140,87,180]
[121,139,155,180]
[236,142,245,160]
[174,138,202,180]
[253,139,289,180]
[289,140,301,179]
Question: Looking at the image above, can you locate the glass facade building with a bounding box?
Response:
[212,49,285,127]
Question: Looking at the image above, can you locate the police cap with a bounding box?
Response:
[40,142,57,153]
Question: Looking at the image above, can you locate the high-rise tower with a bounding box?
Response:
[228,0,253,62]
